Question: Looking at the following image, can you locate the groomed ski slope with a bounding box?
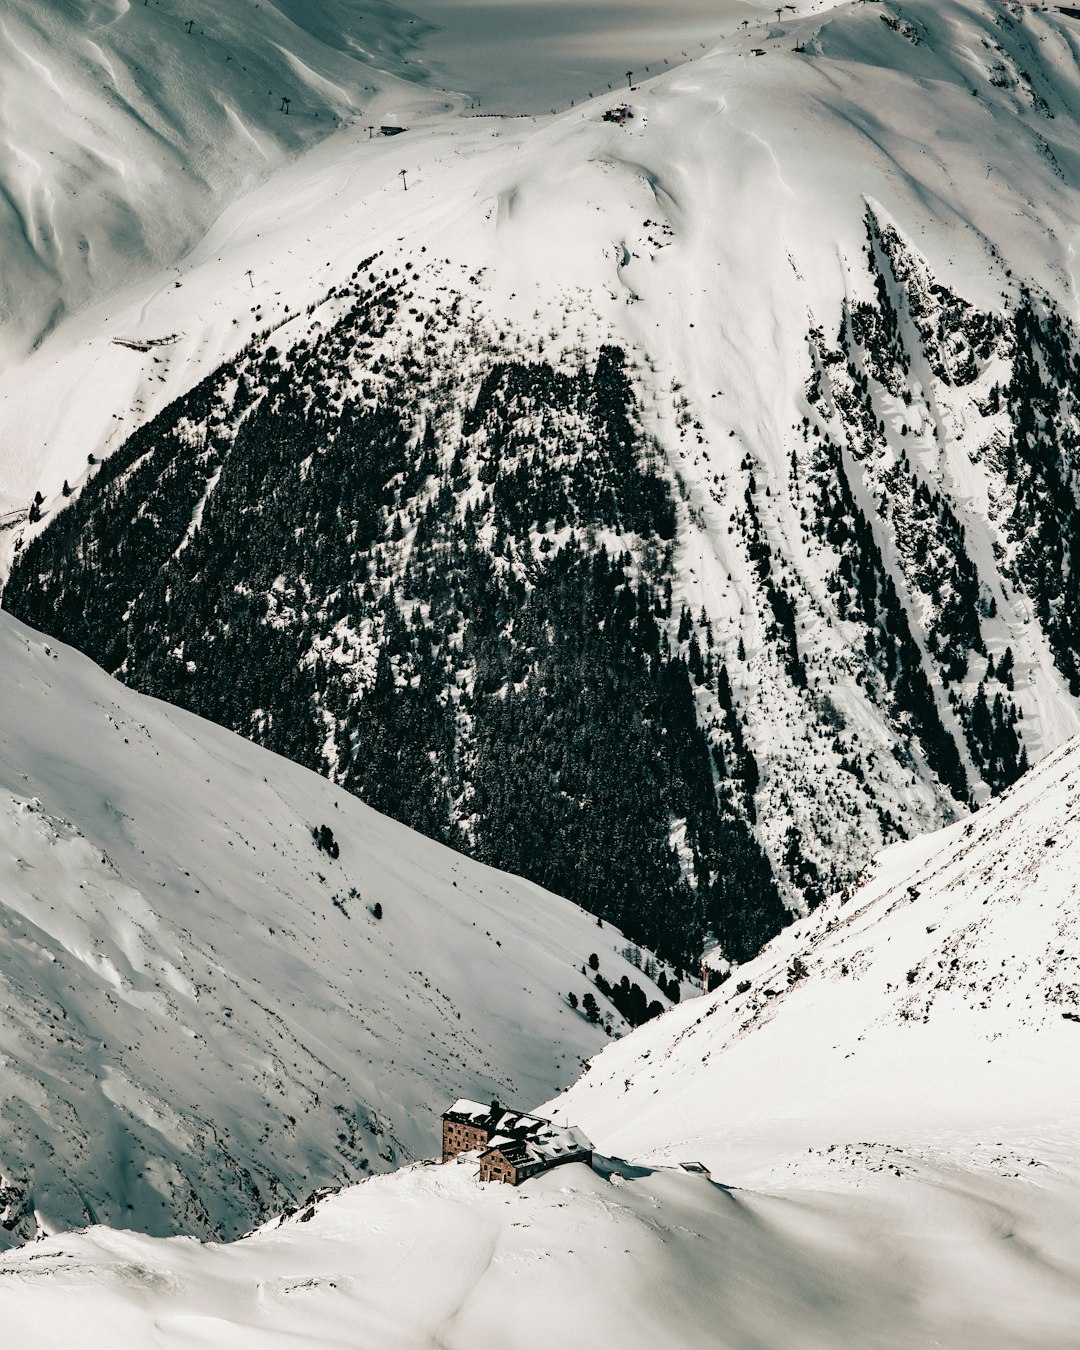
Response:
[0,607,673,1246]
[2,722,1079,1348]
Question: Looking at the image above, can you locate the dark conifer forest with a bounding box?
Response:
[6,266,784,965]
[9,227,1080,967]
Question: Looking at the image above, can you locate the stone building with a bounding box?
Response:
[441,1097,593,1185]
[441,1098,545,1163]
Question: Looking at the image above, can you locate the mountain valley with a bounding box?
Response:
[2,656,1078,1348]
[0,608,675,1247]
[1,1,1079,1344]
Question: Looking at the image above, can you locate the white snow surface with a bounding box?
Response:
[556,731,1080,1165]
[0,0,446,367]
[0,608,661,1245]
[3,711,1080,1346]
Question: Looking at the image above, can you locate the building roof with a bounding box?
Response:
[443,1099,550,1138]
[480,1122,593,1174]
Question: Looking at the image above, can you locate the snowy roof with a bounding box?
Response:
[446,1099,495,1120]
[480,1122,593,1174]
[447,1095,594,1175]
[443,1098,551,1137]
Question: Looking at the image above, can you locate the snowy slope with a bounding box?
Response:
[2,729,1078,1347]
[0,607,675,1247]
[557,731,1080,1169]
[10,0,1080,526]
[0,0,447,368]
[3,1149,1075,1350]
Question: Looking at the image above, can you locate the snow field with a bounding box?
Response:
[0,609,670,1244]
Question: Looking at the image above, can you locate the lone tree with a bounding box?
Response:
[582,991,600,1023]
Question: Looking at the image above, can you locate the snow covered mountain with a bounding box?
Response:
[5,0,1080,973]
[0,0,451,371]
[0,608,677,1248]
[2,3,1078,1339]
[6,0,1080,993]
[2,710,1077,1348]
